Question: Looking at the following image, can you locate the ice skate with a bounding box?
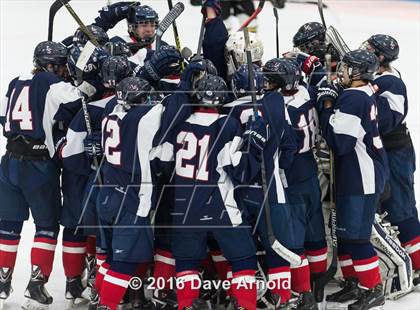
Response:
[21,265,53,310]
[325,278,361,310]
[181,298,211,310]
[0,267,13,310]
[413,270,420,290]
[347,284,385,310]
[294,292,318,310]
[65,276,88,308]
[151,289,178,309]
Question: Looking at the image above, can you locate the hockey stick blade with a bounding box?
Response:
[237,0,266,32]
[156,2,185,49]
[271,239,303,266]
[48,0,70,40]
[75,41,96,85]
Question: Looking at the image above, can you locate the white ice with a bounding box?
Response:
[0,0,419,309]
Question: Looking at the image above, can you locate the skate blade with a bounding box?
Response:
[325,301,354,310]
[66,297,89,309]
[0,299,5,310]
[21,298,50,310]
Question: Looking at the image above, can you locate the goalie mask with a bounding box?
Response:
[226,32,264,66]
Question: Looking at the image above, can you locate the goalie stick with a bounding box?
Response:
[311,53,338,302]
[156,2,185,50]
[48,0,70,41]
[237,0,266,32]
[243,27,302,266]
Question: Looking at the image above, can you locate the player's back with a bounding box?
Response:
[283,85,318,185]
[171,109,256,227]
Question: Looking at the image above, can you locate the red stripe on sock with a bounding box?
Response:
[339,255,357,278]
[291,256,311,293]
[353,256,381,289]
[231,270,257,310]
[0,238,20,269]
[268,266,291,304]
[176,271,201,310]
[31,237,57,277]
[100,269,132,310]
[62,241,86,278]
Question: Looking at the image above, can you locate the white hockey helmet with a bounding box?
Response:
[226,32,264,65]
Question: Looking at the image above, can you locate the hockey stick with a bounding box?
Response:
[75,41,103,185]
[167,0,182,52]
[192,16,206,61]
[244,27,302,266]
[237,0,266,32]
[59,0,100,47]
[312,53,338,302]
[48,0,70,40]
[317,0,327,28]
[273,7,279,58]
[156,2,185,50]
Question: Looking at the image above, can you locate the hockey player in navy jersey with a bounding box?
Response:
[265,58,325,309]
[0,41,84,309]
[92,2,161,66]
[316,50,387,310]
[362,34,420,284]
[57,55,133,308]
[223,63,302,309]
[154,74,269,310]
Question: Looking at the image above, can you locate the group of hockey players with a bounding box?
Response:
[0,1,419,310]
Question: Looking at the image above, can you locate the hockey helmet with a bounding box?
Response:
[263,58,301,91]
[232,64,265,98]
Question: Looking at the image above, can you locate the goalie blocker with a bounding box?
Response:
[371,214,413,300]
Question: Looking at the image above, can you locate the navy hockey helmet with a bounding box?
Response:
[33,41,68,72]
[195,75,228,106]
[293,22,327,58]
[127,5,159,45]
[232,64,265,98]
[67,46,106,83]
[365,34,399,65]
[116,77,153,105]
[101,56,133,88]
[262,58,301,91]
[339,49,379,83]
[73,25,109,47]
[104,41,132,57]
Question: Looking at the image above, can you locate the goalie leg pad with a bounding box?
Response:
[371,217,413,299]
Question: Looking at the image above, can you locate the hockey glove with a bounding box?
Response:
[179,62,206,92]
[84,131,103,157]
[296,54,322,75]
[202,0,222,17]
[243,118,270,153]
[316,81,339,112]
[95,2,140,30]
[143,46,183,82]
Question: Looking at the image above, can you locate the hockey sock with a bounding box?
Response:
[231,270,257,310]
[305,240,328,275]
[402,236,420,271]
[135,262,151,278]
[230,256,257,310]
[86,235,96,257]
[176,270,201,309]
[267,250,291,303]
[62,228,86,278]
[290,249,311,293]
[0,221,23,271]
[96,248,107,269]
[394,218,420,271]
[338,242,357,279]
[210,250,229,280]
[154,249,176,289]
[96,261,110,294]
[344,241,381,289]
[31,226,59,279]
[100,269,132,310]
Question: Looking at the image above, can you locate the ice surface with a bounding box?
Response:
[0,0,419,309]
